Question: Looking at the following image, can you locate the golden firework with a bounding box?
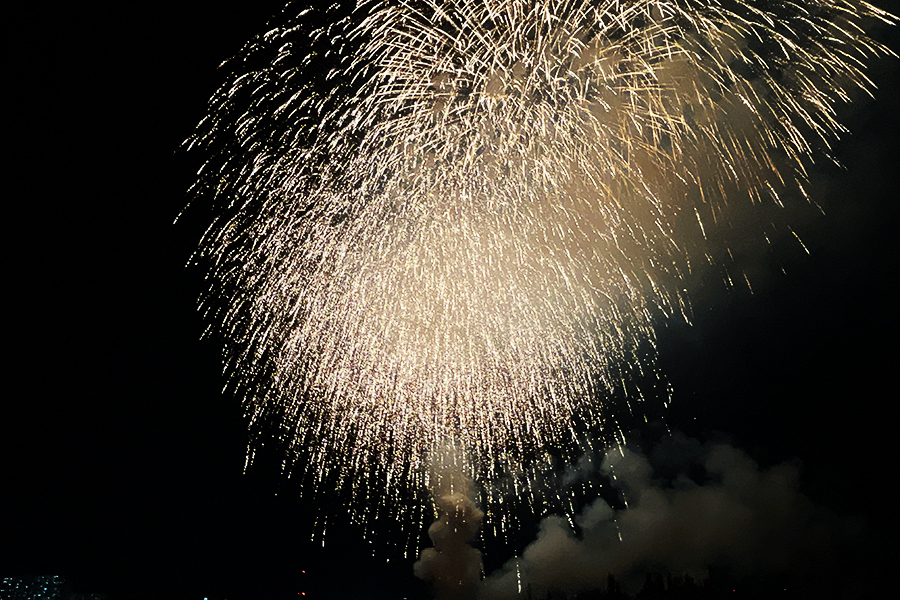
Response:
[186,0,894,544]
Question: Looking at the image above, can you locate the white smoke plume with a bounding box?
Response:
[415,449,485,600]
[480,435,843,599]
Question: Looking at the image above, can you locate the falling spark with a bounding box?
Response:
[186,1,894,542]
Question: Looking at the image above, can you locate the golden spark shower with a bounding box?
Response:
[186,0,893,542]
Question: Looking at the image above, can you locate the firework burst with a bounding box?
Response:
[186,0,894,545]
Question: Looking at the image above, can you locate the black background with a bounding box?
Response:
[4,2,898,599]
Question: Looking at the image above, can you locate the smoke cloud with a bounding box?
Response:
[480,434,844,599]
[415,453,485,600]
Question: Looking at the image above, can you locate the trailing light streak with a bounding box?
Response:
[186,0,894,542]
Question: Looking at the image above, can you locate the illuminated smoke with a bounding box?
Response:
[480,436,843,599]
[186,0,895,537]
[415,447,485,600]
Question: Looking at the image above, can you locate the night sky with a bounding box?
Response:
[5,2,899,599]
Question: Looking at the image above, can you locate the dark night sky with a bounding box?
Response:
[4,2,898,599]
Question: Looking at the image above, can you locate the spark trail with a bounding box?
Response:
[186,0,894,543]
